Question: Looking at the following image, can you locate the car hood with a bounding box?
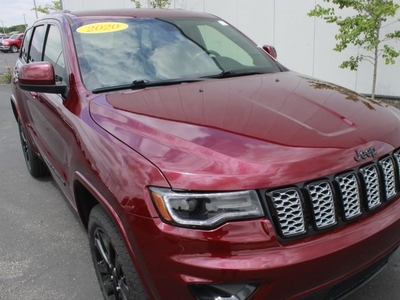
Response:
[89,71,400,190]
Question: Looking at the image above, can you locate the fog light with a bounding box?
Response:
[190,283,258,300]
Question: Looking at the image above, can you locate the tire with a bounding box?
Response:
[18,119,49,177]
[88,205,148,300]
[10,45,18,53]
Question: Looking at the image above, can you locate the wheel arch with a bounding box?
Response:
[73,174,156,299]
[72,173,130,251]
[10,96,19,122]
[73,179,99,231]
[72,173,124,232]
[10,43,19,51]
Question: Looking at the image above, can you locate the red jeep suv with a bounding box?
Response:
[10,9,400,300]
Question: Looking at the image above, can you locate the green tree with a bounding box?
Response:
[32,0,61,14]
[131,0,171,9]
[309,0,400,99]
[8,25,26,33]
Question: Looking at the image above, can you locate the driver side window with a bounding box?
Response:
[44,25,67,84]
[29,25,46,63]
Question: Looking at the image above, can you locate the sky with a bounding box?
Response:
[0,0,51,29]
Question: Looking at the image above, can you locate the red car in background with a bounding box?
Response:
[10,9,400,300]
[0,33,24,53]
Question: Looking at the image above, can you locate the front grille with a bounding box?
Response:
[308,182,336,229]
[380,157,396,198]
[266,150,400,239]
[270,189,306,237]
[360,164,381,210]
[337,173,362,220]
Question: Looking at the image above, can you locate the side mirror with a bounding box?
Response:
[18,61,67,94]
[262,45,277,59]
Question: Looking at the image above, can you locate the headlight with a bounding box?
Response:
[3,41,9,45]
[150,187,264,229]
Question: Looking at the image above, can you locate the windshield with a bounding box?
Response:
[9,34,19,39]
[72,17,281,91]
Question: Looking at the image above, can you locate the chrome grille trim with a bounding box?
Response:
[270,189,306,237]
[307,182,336,229]
[266,149,400,239]
[337,173,362,220]
[393,150,400,174]
[360,165,381,210]
[380,157,396,199]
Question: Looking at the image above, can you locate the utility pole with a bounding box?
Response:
[0,20,5,35]
[33,0,39,19]
[23,14,27,30]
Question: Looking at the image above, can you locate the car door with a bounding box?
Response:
[18,22,75,199]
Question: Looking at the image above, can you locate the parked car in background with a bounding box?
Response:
[10,9,400,300]
[0,33,24,53]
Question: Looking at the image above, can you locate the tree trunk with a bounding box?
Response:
[372,19,381,100]
[372,45,378,100]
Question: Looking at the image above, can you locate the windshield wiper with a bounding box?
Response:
[92,78,204,94]
[201,70,268,79]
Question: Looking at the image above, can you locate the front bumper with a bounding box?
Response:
[0,45,10,51]
[122,196,400,300]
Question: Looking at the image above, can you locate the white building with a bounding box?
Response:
[61,0,400,97]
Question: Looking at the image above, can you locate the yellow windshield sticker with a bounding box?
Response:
[77,22,129,34]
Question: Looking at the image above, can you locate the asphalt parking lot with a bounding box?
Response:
[0,53,399,299]
[0,82,102,299]
[0,52,18,76]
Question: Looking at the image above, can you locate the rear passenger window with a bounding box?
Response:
[44,25,66,83]
[29,25,46,63]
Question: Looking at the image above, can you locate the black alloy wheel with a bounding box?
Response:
[94,227,130,299]
[89,205,148,300]
[18,119,48,177]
